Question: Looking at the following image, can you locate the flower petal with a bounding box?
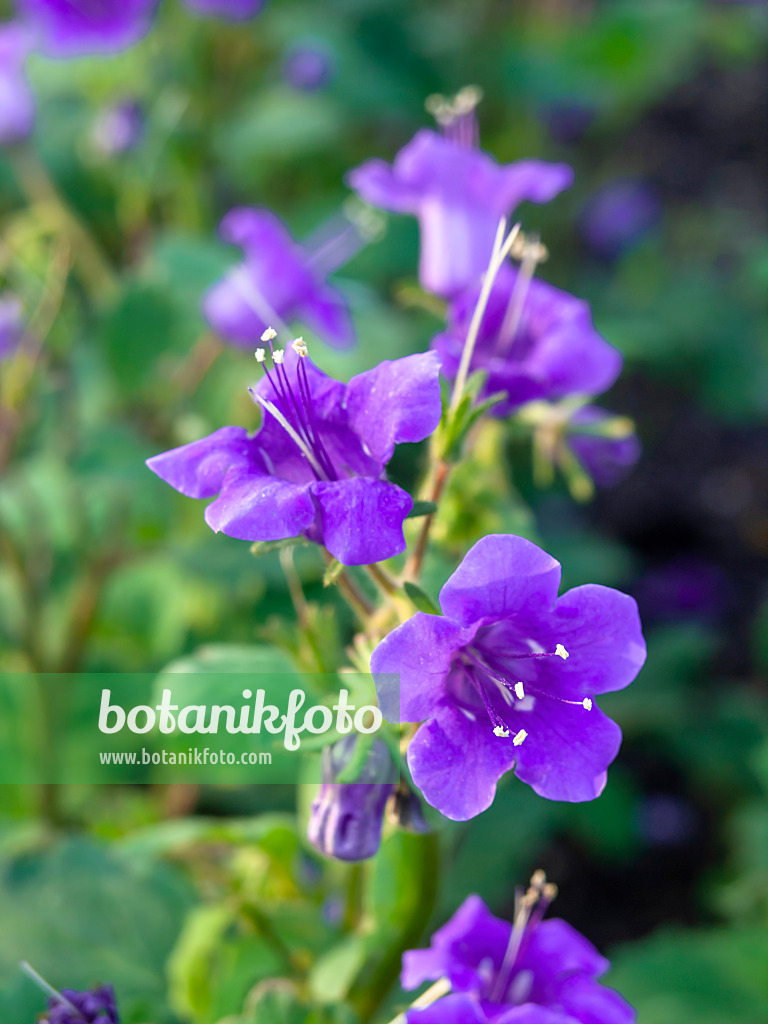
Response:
[371,613,478,723]
[146,426,258,498]
[545,585,647,697]
[346,352,443,465]
[496,1006,582,1024]
[408,701,517,820]
[555,974,636,1024]
[406,994,488,1024]
[204,466,315,541]
[518,919,609,987]
[439,535,562,628]
[510,700,622,803]
[311,478,413,566]
[494,159,574,211]
[296,283,356,349]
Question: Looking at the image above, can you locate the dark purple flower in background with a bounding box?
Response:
[402,887,635,1024]
[91,99,144,155]
[579,179,661,261]
[16,0,160,57]
[538,100,596,146]
[0,293,25,359]
[308,736,395,861]
[146,343,442,565]
[433,265,623,417]
[181,0,264,18]
[567,405,640,487]
[283,41,336,92]
[633,557,727,625]
[347,93,573,297]
[203,208,356,350]
[372,534,645,820]
[0,23,35,144]
[43,984,119,1024]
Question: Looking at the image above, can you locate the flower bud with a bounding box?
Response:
[307,736,395,861]
[44,985,119,1024]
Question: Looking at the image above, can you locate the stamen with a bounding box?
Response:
[514,682,525,700]
[261,327,277,342]
[293,337,308,357]
[255,348,266,362]
[273,349,285,364]
[497,231,548,354]
[582,698,593,711]
[491,871,557,1003]
[555,644,569,660]
[494,725,510,738]
[512,729,527,746]
[253,394,325,479]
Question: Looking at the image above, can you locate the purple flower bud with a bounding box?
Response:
[307,736,395,861]
[0,293,25,360]
[16,0,160,58]
[283,42,336,92]
[568,405,641,487]
[181,0,264,18]
[0,23,35,145]
[538,99,596,145]
[43,985,119,1024]
[92,99,144,155]
[579,179,662,261]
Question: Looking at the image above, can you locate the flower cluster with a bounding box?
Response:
[42,985,119,1024]
[402,874,635,1024]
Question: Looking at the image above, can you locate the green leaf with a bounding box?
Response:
[322,559,344,588]
[403,581,441,616]
[405,501,438,519]
[250,537,308,559]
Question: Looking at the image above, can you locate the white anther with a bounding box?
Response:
[555,644,569,660]
[493,725,510,738]
[514,682,525,701]
[582,698,593,711]
[292,337,308,358]
[261,327,277,341]
[273,349,285,365]
[513,729,528,746]
[255,348,266,363]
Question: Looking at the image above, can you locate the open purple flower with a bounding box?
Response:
[347,92,573,298]
[181,0,264,18]
[0,23,35,144]
[43,984,119,1024]
[402,882,634,1024]
[203,208,356,351]
[146,341,442,565]
[308,736,395,861]
[371,534,645,820]
[433,265,622,417]
[16,0,160,57]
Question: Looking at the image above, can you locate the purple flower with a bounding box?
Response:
[402,887,634,1024]
[0,23,35,144]
[91,99,144,155]
[16,0,160,57]
[203,208,356,350]
[578,180,661,261]
[43,984,119,1024]
[347,127,573,298]
[433,266,623,417]
[308,736,395,861]
[567,406,640,487]
[146,343,442,565]
[283,41,336,92]
[180,0,264,18]
[371,535,646,820]
[537,100,595,146]
[0,292,25,359]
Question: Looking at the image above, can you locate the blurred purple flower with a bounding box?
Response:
[146,344,442,565]
[579,179,661,261]
[633,557,727,624]
[43,984,119,1024]
[538,100,595,146]
[433,265,623,416]
[371,534,646,820]
[634,794,697,848]
[568,405,640,487]
[402,890,635,1024]
[180,0,264,18]
[308,736,395,861]
[0,23,35,144]
[283,41,335,92]
[203,208,356,350]
[16,0,160,57]
[92,99,144,155]
[0,293,25,360]
[347,98,573,297]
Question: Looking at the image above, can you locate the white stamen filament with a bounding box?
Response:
[254,394,325,479]
[513,729,527,746]
[19,962,83,1018]
[514,681,525,700]
[497,233,545,354]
